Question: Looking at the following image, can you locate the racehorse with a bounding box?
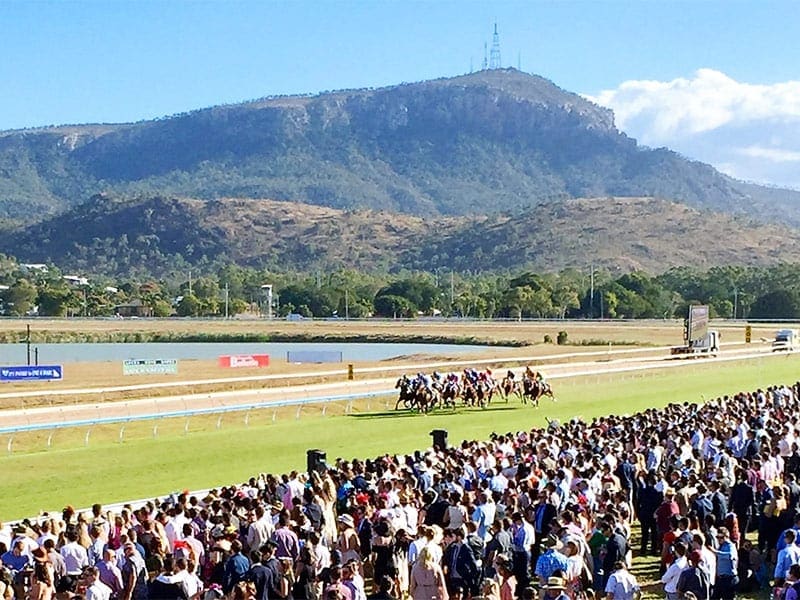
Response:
[395,376,416,410]
[413,386,436,413]
[499,376,521,402]
[521,377,555,406]
[438,380,460,410]
[476,379,495,406]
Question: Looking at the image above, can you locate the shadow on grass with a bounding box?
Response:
[348,406,522,420]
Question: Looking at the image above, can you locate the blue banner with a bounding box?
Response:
[0,365,63,382]
[286,350,343,364]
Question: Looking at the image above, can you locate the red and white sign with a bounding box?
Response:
[218,354,270,368]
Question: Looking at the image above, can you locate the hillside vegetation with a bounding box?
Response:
[2,69,800,224]
[3,194,799,276]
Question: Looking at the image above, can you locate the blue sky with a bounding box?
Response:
[2,0,800,186]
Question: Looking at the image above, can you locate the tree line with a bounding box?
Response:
[2,256,800,320]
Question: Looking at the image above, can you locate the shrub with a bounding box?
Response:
[557,330,568,345]
[543,334,553,344]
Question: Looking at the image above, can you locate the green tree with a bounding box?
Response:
[37,285,74,317]
[177,293,201,317]
[152,299,173,317]
[376,277,438,314]
[502,286,534,320]
[750,290,800,319]
[2,279,38,315]
[374,294,415,318]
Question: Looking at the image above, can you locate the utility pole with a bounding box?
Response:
[733,286,738,320]
[589,264,595,318]
[26,324,31,366]
[450,271,455,306]
[345,289,349,320]
[188,270,193,296]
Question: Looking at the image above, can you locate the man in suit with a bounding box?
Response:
[531,489,558,565]
[601,521,628,589]
[246,542,280,600]
[443,528,479,600]
[709,480,728,526]
[744,431,761,461]
[729,467,755,535]
[637,473,663,556]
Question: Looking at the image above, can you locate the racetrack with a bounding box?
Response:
[0,341,783,432]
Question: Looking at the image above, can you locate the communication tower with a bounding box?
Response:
[482,42,488,70]
[489,23,501,69]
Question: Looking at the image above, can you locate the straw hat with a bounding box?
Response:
[543,577,567,590]
[337,514,354,528]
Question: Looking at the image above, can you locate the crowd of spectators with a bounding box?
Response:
[2,381,800,600]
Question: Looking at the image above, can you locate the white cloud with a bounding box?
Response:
[738,145,800,163]
[587,69,800,188]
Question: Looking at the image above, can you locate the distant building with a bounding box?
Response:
[63,275,89,286]
[20,263,48,273]
[113,299,153,318]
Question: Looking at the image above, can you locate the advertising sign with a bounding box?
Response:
[688,304,710,344]
[0,365,63,382]
[123,358,178,375]
[218,354,270,368]
[286,350,343,364]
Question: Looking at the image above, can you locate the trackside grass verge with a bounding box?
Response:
[1,354,798,520]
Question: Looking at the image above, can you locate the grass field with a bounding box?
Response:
[2,352,798,520]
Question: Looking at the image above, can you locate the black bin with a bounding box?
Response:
[430,429,448,450]
[307,449,327,475]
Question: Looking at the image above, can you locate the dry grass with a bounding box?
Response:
[0,317,773,344]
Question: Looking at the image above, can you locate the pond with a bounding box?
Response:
[0,342,495,365]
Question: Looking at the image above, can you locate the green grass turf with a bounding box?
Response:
[1,353,798,520]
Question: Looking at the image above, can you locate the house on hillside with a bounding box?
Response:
[113,299,153,318]
[20,264,48,273]
[63,275,89,286]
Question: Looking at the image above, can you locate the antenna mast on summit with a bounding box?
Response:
[489,22,501,69]
[482,42,488,70]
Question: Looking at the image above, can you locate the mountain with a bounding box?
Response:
[2,69,800,224]
[4,194,800,276]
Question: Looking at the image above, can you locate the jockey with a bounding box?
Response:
[431,371,443,390]
[506,369,515,381]
[419,372,434,393]
[524,365,536,379]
